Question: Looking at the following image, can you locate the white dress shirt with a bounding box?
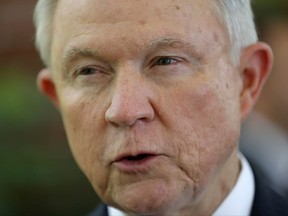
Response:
[108,154,255,216]
[213,153,254,216]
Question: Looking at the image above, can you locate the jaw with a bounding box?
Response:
[97,148,240,216]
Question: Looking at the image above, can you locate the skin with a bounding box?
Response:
[37,0,272,215]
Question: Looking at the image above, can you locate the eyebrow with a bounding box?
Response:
[149,37,196,51]
[62,37,200,68]
[61,47,101,74]
[147,37,202,63]
[63,47,99,65]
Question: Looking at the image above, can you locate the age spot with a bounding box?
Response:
[139,20,146,25]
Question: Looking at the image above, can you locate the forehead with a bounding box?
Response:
[52,0,227,67]
[56,0,216,23]
[53,0,223,40]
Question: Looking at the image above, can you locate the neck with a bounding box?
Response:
[191,149,240,216]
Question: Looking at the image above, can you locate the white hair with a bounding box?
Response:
[34,0,258,67]
[214,0,258,64]
[34,0,57,67]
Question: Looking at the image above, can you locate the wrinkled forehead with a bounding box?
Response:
[51,0,228,69]
[54,0,218,27]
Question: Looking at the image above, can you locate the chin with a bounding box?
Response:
[108,179,191,216]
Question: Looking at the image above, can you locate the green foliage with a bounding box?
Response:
[0,66,100,216]
[252,0,288,21]
[0,66,55,125]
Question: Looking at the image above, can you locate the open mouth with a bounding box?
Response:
[118,154,156,164]
[124,154,153,161]
[114,153,159,172]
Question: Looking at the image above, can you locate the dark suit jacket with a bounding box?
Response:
[250,165,288,216]
[89,167,288,216]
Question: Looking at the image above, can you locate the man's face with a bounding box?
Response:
[50,0,243,214]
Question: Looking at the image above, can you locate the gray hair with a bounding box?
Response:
[34,0,258,67]
[214,0,258,64]
[34,0,57,67]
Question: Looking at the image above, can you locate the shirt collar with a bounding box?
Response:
[108,153,255,216]
[108,206,125,216]
[213,153,255,216]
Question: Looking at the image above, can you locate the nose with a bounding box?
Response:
[105,75,155,127]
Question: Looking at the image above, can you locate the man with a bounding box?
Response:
[34,0,288,215]
[240,1,288,198]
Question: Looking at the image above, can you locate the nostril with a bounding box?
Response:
[110,121,120,127]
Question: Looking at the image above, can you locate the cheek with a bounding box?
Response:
[59,90,110,193]
[164,81,241,189]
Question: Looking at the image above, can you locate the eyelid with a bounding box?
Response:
[74,66,98,76]
[151,56,184,66]
[73,64,110,77]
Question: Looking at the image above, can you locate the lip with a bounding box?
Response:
[112,153,162,173]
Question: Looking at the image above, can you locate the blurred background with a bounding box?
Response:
[0,0,287,216]
[0,0,99,215]
[240,0,288,198]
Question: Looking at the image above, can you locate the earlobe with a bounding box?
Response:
[239,42,273,120]
[37,68,60,108]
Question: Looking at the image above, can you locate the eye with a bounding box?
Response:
[69,64,112,86]
[154,57,180,66]
[76,67,99,76]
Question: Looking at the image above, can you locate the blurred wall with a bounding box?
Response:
[0,1,100,215]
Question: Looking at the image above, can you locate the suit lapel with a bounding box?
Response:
[250,164,288,216]
[88,204,108,216]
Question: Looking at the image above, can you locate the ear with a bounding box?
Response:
[239,42,273,121]
[37,68,60,108]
